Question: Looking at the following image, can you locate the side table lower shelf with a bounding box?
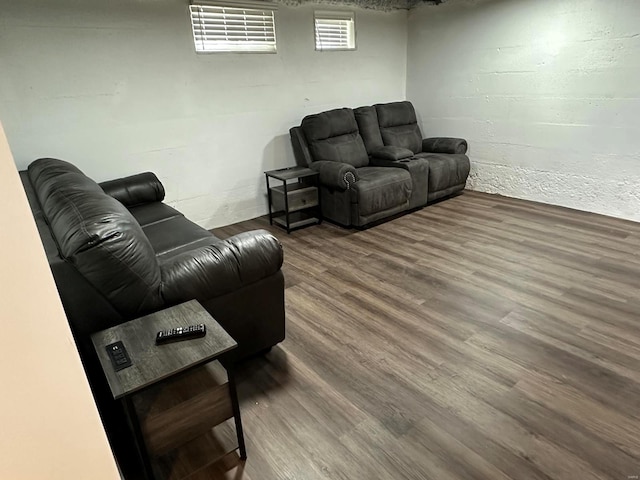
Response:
[152,419,239,479]
[131,360,245,480]
[272,211,320,230]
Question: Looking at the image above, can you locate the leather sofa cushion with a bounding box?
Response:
[129,202,182,227]
[414,153,471,192]
[142,215,214,257]
[100,172,165,207]
[351,166,411,216]
[27,158,163,315]
[375,101,423,154]
[354,106,384,155]
[301,108,369,168]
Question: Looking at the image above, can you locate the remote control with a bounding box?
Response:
[155,324,206,345]
[106,341,132,371]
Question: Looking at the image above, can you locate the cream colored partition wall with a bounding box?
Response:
[0,121,120,479]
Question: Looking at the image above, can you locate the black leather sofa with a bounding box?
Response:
[21,157,286,476]
[290,101,470,227]
[20,158,285,363]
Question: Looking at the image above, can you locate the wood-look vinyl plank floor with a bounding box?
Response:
[197,191,640,480]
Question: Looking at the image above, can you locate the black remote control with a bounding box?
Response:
[106,341,132,371]
[155,324,206,345]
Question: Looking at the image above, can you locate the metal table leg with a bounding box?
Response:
[227,366,247,460]
[122,396,155,480]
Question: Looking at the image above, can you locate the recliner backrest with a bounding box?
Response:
[375,101,423,154]
[300,108,369,168]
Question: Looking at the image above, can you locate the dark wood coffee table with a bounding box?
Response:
[91,300,246,480]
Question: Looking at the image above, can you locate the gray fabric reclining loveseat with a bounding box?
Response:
[290,101,470,227]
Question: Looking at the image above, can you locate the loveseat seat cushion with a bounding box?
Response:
[413,152,470,193]
[375,101,423,154]
[351,166,411,216]
[28,158,163,315]
[301,108,369,168]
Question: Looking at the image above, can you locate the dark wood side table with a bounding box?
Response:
[91,300,246,480]
[265,166,321,233]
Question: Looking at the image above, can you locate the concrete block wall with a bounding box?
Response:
[4,0,640,226]
[407,0,640,222]
[0,0,407,228]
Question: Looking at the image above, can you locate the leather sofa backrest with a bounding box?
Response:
[375,101,423,154]
[300,108,369,168]
[28,158,163,316]
[354,106,384,155]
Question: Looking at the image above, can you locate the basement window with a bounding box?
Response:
[189,1,277,53]
[314,11,356,51]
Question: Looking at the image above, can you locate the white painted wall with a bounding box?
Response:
[407,0,640,222]
[0,0,407,228]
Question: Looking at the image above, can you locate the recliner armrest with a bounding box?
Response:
[100,172,165,207]
[370,157,422,169]
[309,161,358,190]
[422,137,468,155]
[371,146,414,161]
[160,230,283,303]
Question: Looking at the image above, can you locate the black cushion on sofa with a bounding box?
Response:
[142,215,213,256]
[100,172,165,207]
[28,158,164,315]
[301,108,369,168]
[128,202,182,227]
[375,101,423,154]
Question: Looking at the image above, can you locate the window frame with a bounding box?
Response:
[314,10,356,52]
[189,1,278,54]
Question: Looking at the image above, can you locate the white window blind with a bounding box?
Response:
[314,11,355,51]
[189,1,277,53]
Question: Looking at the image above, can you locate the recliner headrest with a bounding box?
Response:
[301,108,359,141]
[375,101,418,128]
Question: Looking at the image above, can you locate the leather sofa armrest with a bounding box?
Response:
[160,230,283,302]
[309,161,359,190]
[371,146,414,161]
[422,137,468,155]
[100,172,165,207]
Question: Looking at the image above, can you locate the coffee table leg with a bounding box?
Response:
[123,396,155,480]
[227,366,247,460]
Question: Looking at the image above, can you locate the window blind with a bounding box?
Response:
[314,11,355,51]
[190,2,277,53]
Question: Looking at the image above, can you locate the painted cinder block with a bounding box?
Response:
[407,0,640,222]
